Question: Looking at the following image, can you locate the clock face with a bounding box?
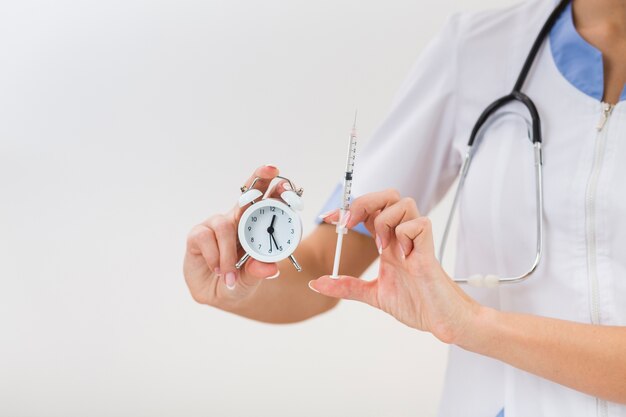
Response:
[238,198,302,263]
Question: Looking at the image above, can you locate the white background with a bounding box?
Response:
[0,0,516,416]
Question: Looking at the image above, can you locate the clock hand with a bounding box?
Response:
[271,233,280,250]
[267,215,277,251]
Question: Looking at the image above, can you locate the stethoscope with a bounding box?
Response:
[438,0,571,287]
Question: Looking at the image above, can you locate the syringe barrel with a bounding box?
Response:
[341,133,357,211]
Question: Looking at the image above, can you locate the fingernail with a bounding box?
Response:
[339,211,351,228]
[283,182,292,191]
[265,164,278,169]
[375,234,382,255]
[318,209,338,220]
[308,280,320,293]
[265,270,281,280]
[225,272,236,290]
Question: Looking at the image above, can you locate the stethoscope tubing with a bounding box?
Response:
[439,111,544,286]
[437,0,570,286]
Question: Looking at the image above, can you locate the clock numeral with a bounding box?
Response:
[288,218,292,223]
[270,207,276,212]
[269,248,273,254]
[252,217,257,222]
[287,239,291,244]
[278,246,283,251]
[281,210,284,215]
[248,226,252,231]
[259,209,265,214]
[250,237,254,243]
[258,244,262,249]
[290,229,294,234]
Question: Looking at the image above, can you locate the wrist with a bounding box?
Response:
[453,303,500,351]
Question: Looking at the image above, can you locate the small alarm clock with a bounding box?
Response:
[235,176,304,272]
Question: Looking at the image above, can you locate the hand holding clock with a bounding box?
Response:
[183,165,285,306]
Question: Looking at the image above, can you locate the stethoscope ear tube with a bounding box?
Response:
[512,0,572,92]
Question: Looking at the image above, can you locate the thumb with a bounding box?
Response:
[309,276,379,308]
[239,259,280,287]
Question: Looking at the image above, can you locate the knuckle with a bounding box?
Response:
[204,213,221,226]
[386,188,401,200]
[350,195,364,208]
[400,197,416,208]
[187,225,212,247]
[398,223,416,240]
[212,217,234,236]
[418,216,432,229]
[395,222,409,235]
[373,215,388,232]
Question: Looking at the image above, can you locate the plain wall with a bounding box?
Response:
[0,0,517,416]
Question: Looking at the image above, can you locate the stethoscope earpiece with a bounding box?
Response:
[467,274,501,288]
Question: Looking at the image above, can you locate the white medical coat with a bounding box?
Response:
[349,0,626,416]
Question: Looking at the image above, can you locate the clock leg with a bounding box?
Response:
[235,253,250,270]
[289,254,302,272]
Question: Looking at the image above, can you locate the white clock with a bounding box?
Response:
[236,176,304,272]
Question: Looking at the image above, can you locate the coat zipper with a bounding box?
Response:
[587,102,613,417]
[596,102,614,131]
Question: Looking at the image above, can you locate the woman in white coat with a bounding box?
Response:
[183,0,626,415]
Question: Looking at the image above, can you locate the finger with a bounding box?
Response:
[318,189,405,233]
[233,164,281,221]
[239,258,280,287]
[373,197,419,251]
[309,276,379,309]
[209,215,239,288]
[184,225,221,301]
[246,164,280,189]
[265,178,294,199]
[186,225,220,272]
[346,189,406,232]
[394,217,435,258]
[318,208,348,228]
[318,208,340,223]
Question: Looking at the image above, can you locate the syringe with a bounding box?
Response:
[330,111,358,279]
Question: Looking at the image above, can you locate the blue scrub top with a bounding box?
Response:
[550,2,626,103]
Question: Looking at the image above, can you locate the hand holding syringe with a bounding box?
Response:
[330,111,358,279]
